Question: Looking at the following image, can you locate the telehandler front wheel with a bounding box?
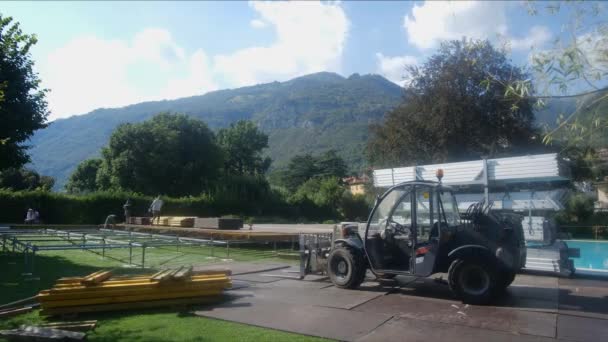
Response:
[328,245,366,289]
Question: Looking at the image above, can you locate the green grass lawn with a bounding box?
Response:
[0,245,325,342]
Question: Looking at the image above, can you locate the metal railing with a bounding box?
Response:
[1,228,301,275]
[558,226,608,240]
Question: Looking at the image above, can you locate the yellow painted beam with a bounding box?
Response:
[39,281,230,301]
[40,296,222,316]
[40,289,224,308]
[81,270,112,285]
[47,275,229,291]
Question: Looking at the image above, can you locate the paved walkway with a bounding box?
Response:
[193,262,608,341]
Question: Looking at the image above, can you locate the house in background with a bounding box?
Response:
[595,178,608,211]
[594,148,608,211]
[343,176,369,195]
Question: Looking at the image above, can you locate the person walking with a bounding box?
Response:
[149,196,163,225]
[123,199,132,224]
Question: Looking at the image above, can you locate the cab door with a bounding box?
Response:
[364,186,415,274]
[413,185,441,277]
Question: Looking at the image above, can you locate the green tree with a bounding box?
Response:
[316,150,348,179]
[0,14,48,170]
[513,1,608,149]
[217,120,271,175]
[65,158,102,194]
[368,39,542,167]
[281,150,348,191]
[97,113,223,196]
[0,167,54,191]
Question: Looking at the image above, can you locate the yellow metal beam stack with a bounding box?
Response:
[38,267,231,315]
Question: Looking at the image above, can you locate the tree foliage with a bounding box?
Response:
[368,39,541,167]
[280,150,348,191]
[497,2,608,182]
[96,113,222,196]
[0,14,48,170]
[506,2,608,150]
[217,120,271,175]
[0,167,54,191]
[65,158,102,194]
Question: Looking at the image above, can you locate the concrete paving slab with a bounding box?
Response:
[496,287,559,313]
[557,314,608,342]
[392,274,560,313]
[353,293,557,338]
[254,279,332,290]
[392,276,458,301]
[261,265,329,282]
[496,274,559,313]
[357,316,556,342]
[231,273,283,283]
[235,279,389,310]
[195,299,392,341]
[557,278,608,320]
[194,262,291,275]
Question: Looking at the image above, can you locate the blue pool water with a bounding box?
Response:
[566,240,608,274]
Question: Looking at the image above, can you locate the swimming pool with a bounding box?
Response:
[565,240,608,275]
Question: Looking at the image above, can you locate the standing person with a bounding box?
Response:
[123,199,132,224]
[24,208,35,224]
[149,196,163,225]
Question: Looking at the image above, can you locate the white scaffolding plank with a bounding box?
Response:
[373,153,565,187]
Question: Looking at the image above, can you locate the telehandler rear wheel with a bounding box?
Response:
[328,245,366,289]
[448,258,497,305]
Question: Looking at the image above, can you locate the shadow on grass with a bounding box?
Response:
[0,252,156,305]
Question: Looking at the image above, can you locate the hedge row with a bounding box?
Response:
[0,188,367,225]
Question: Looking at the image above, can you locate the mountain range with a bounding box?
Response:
[28,71,577,190]
[28,72,404,189]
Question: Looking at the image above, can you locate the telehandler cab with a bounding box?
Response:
[314,170,526,304]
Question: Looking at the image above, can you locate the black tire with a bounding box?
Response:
[448,259,497,305]
[497,271,516,290]
[328,245,366,289]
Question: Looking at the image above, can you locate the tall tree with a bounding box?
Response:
[316,150,348,179]
[65,158,102,194]
[281,150,348,191]
[97,113,223,196]
[0,167,54,191]
[512,1,608,149]
[368,39,541,167]
[217,120,271,175]
[0,14,48,170]
[495,2,608,182]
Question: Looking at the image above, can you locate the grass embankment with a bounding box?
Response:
[0,247,323,341]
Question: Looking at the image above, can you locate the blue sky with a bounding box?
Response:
[0,1,579,121]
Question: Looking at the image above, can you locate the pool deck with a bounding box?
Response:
[193,261,608,341]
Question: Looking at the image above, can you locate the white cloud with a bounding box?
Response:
[42,2,350,120]
[375,53,417,86]
[250,19,266,28]
[214,1,349,87]
[403,1,509,50]
[41,28,217,120]
[162,49,217,99]
[510,26,551,51]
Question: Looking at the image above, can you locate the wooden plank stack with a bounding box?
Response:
[167,216,195,228]
[38,267,231,316]
[128,217,150,225]
[194,217,243,230]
